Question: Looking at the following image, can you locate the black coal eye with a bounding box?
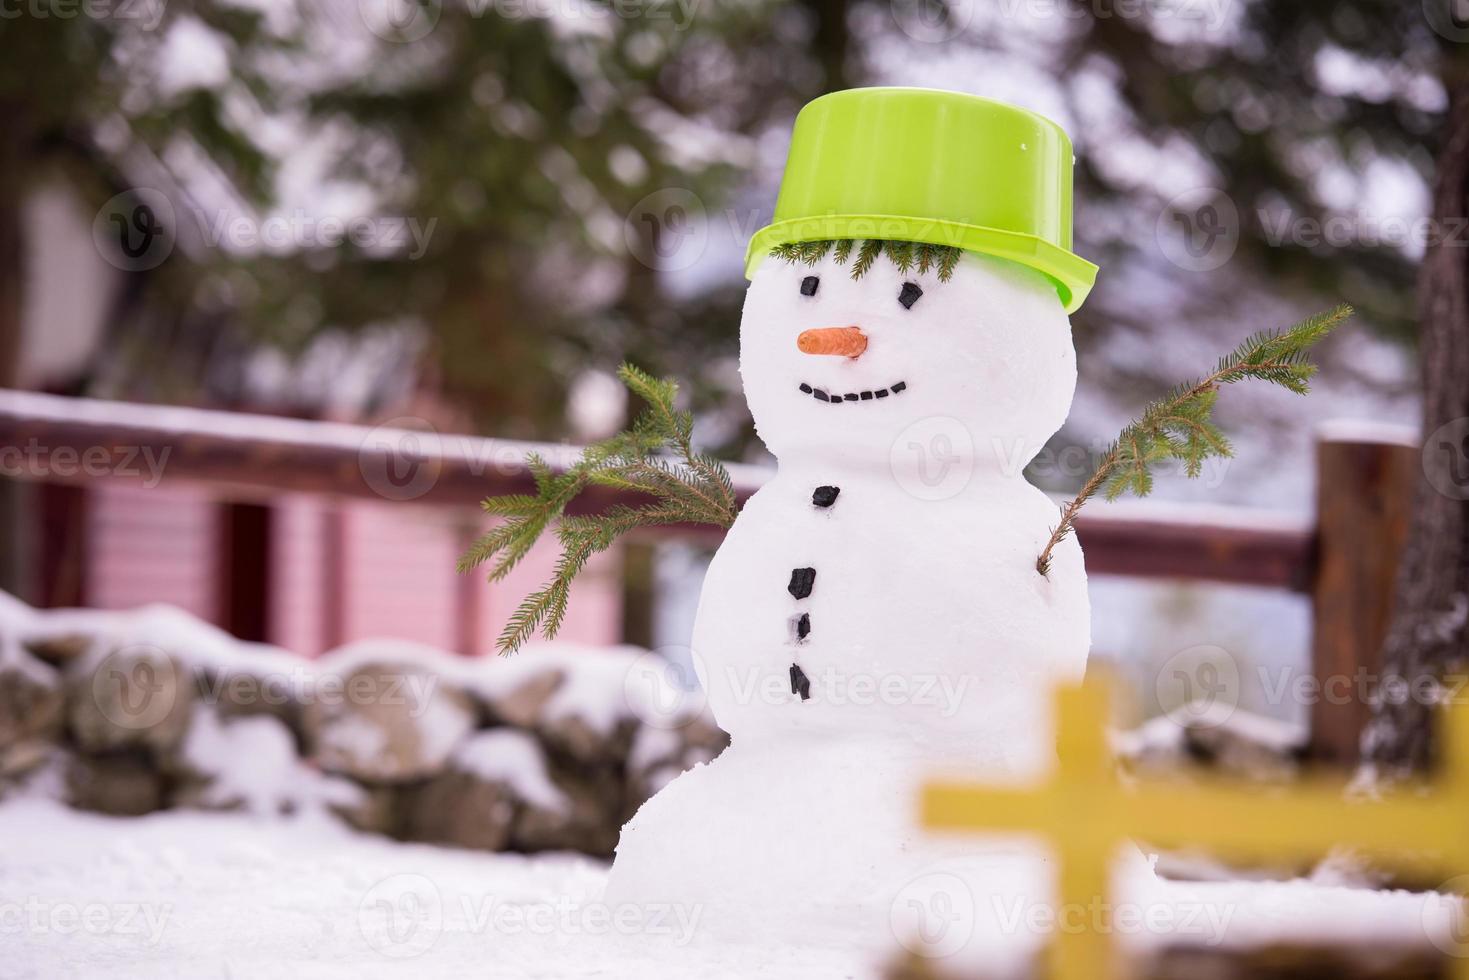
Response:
[800,275,819,297]
[898,282,923,309]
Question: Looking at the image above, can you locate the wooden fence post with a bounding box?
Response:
[1309,429,1419,767]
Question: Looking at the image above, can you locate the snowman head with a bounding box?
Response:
[740,240,1077,475]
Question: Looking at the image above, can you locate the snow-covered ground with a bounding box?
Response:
[2,796,1459,980]
[0,797,865,980]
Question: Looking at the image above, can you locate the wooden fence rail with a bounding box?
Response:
[0,389,1422,765]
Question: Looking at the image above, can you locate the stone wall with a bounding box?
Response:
[0,591,725,858]
[0,587,1313,866]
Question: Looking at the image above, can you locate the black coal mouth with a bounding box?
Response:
[798,381,907,404]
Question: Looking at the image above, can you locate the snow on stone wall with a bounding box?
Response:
[0,590,725,858]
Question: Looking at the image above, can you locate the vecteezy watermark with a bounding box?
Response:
[622,648,709,730]
[470,0,701,30]
[196,667,444,718]
[992,436,1233,490]
[1156,188,1240,272]
[91,646,183,732]
[358,0,441,42]
[991,894,1236,946]
[357,874,704,958]
[1258,211,1469,252]
[1424,417,1469,501]
[1423,875,1469,958]
[190,208,437,258]
[0,439,171,489]
[458,895,703,944]
[0,0,166,29]
[715,664,976,716]
[358,0,701,43]
[623,187,709,272]
[890,872,977,958]
[92,191,438,271]
[1154,644,1242,729]
[0,898,173,945]
[891,416,977,502]
[357,417,447,501]
[1424,0,1469,43]
[93,188,176,272]
[1253,662,1469,711]
[359,873,444,959]
[1160,196,1469,272]
[889,0,974,43]
[992,0,1229,31]
[355,417,560,501]
[1148,657,1469,722]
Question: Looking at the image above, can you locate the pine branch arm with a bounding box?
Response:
[1034,305,1352,578]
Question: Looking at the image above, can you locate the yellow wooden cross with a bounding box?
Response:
[921,677,1469,980]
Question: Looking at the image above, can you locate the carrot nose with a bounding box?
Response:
[797,326,867,358]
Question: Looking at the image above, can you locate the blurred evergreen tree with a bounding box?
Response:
[1051,0,1444,339]
[7,1,1448,428]
[0,1,883,444]
[0,1,290,390]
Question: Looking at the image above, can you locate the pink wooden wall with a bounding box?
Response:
[82,484,623,656]
[87,484,219,623]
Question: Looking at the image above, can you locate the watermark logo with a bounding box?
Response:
[990,0,1229,31]
[890,0,973,42]
[93,188,175,272]
[359,0,441,42]
[891,416,976,501]
[190,208,437,258]
[196,666,443,717]
[624,187,708,272]
[1425,0,1469,43]
[91,645,180,732]
[1155,644,1240,729]
[358,873,444,958]
[462,896,702,942]
[890,872,976,958]
[0,0,166,29]
[0,898,172,944]
[1424,875,1469,958]
[358,417,444,501]
[622,648,709,730]
[0,439,170,488]
[716,664,975,715]
[1257,210,1469,252]
[993,894,1235,944]
[1156,188,1239,272]
[1424,418,1469,501]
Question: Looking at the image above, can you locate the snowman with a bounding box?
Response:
[606,89,1137,955]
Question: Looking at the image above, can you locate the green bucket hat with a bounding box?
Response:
[745,87,1097,313]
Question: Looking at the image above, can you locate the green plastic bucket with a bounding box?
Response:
[745,87,1098,313]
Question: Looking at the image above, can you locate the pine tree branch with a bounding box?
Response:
[462,363,740,654]
[1035,304,1354,577]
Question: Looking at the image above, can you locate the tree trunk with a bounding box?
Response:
[615,222,663,651]
[805,0,853,91]
[0,122,29,601]
[1360,87,1469,777]
[0,130,22,389]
